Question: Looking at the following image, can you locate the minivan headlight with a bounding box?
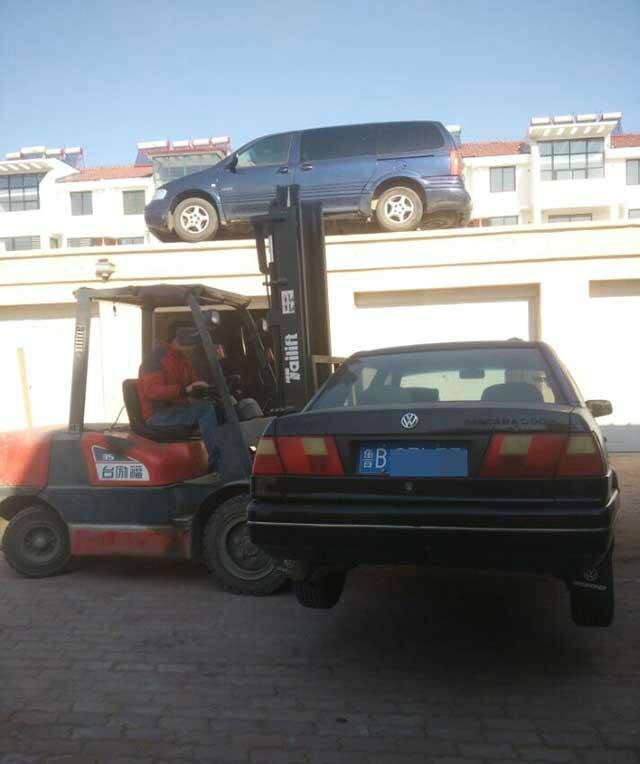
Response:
[152,189,167,201]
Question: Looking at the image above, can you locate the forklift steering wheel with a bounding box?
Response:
[188,385,220,402]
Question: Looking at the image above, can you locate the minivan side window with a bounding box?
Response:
[301,126,376,162]
[236,133,292,168]
[376,122,445,155]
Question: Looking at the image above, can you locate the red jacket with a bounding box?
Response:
[137,343,197,420]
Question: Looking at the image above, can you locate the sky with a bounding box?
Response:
[1,0,638,167]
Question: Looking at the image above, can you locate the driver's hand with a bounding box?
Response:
[186,381,208,395]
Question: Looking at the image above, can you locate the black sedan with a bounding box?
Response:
[249,341,620,627]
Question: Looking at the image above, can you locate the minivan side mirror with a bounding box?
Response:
[227,153,238,172]
[586,399,613,418]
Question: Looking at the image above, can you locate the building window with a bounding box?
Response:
[539,139,604,181]
[0,173,45,212]
[629,209,640,219]
[67,237,102,247]
[627,160,640,185]
[490,166,515,193]
[70,191,93,216]
[49,237,60,249]
[482,216,518,226]
[548,214,593,223]
[67,236,144,248]
[0,236,41,251]
[123,190,146,215]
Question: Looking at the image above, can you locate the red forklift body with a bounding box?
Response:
[0,190,334,594]
[0,429,53,489]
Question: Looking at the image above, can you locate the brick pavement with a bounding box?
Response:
[0,454,639,764]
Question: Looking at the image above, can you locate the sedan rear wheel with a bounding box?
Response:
[173,197,219,242]
[294,571,346,609]
[376,186,423,232]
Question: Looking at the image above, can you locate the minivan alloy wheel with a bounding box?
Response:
[180,205,210,234]
[376,186,423,231]
[384,193,415,224]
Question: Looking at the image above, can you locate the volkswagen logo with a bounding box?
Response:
[401,412,419,430]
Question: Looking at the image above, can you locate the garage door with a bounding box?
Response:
[586,281,640,452]
[0,304,104,430]
[345,285,538,356]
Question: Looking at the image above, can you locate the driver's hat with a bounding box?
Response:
[174,327,200,346]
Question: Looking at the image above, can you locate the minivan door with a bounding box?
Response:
[294,126,377,213]
[220,133,294,221]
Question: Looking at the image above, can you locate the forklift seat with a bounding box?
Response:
[122,380,265,443]
[122,380,197,442]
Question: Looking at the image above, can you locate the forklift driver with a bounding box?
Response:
[137,327,220,472]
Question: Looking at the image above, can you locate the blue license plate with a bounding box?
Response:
[358,443,468,478]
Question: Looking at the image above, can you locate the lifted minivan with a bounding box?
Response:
[145,121,472,242]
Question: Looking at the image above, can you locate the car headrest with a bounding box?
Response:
[403,386,440,402]
[481,382,544,403]
[358,386,439,405]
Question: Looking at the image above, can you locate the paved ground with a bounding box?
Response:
[1,454,639,764]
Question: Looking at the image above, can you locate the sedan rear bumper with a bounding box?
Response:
[248,491,619,575]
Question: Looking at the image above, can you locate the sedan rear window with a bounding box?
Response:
[309,347,563,410]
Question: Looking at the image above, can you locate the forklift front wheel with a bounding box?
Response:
[203,495,287,596]
[3,505,71,578]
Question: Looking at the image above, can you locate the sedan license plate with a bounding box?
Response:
[358,443,468,478]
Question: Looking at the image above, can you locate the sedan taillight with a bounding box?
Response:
[556,433,606,477]
[253,437,285,475]
[253,436,343,477]
[479,433,605,478]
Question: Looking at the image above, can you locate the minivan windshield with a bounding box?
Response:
[308,347,563,410]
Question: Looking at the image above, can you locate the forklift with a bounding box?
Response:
[0,187,340,594]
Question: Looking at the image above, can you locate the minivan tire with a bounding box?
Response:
[376,186,423,232]
[173,197,219,242]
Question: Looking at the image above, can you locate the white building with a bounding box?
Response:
[463,112,640,225]
[0,114,639,449]
[0,137,230,252]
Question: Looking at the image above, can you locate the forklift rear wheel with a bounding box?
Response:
[203,495,287,595]
[3,506,71,578]
[173,197,219,242]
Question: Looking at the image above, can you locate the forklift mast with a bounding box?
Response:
[253,185,336,413]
